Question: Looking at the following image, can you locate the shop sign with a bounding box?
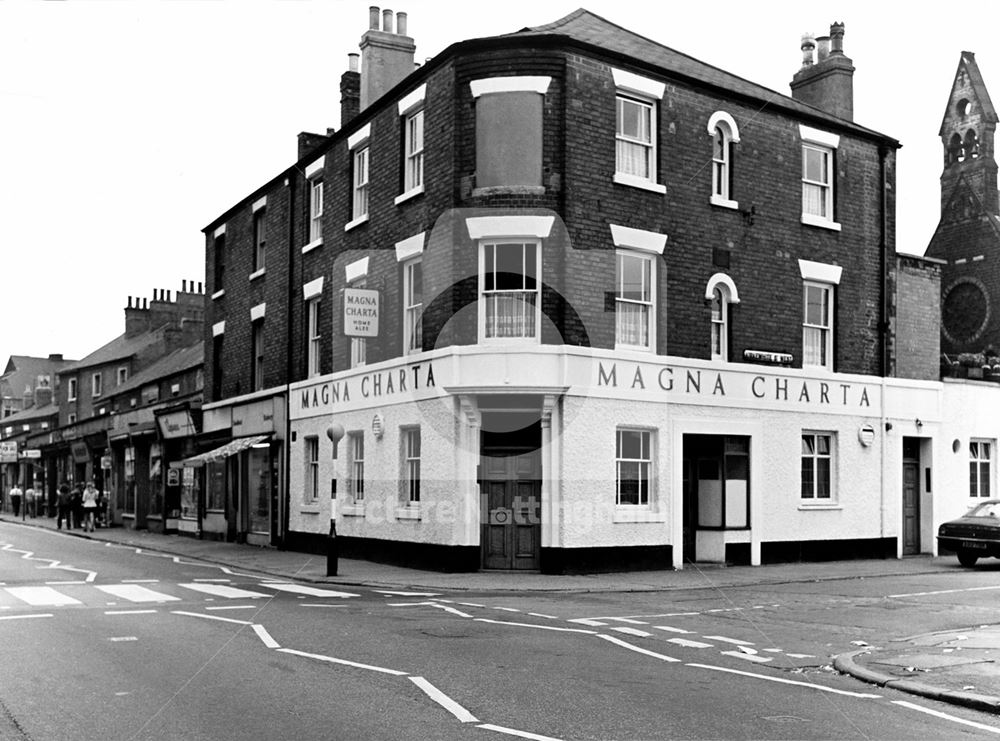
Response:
[743,350,794,365]
[0,441,17,463]
[71,442,90,463]
[232,398,275,436]
[101,455,112,469]
[158,410,196,439]
[343,288,379,337]
[167,468,180,487]
[20,449,41,459]
[292,362,438,419]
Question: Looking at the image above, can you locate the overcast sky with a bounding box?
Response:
[2,1,998,369]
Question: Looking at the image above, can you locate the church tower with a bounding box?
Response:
[926,52,1000,356]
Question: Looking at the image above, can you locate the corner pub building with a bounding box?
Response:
[200,8,947,572]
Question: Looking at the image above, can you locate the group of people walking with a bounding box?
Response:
[4,482,41,518]
[54,482,106,532]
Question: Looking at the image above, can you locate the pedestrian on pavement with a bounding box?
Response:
[56,483,72,530]
[24,484,35,518]
[70,483,83,529]
[82,482,98,532]
[9,482,23,518]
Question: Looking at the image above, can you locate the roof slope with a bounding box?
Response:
[59,328,166,374]
[515,9,894,142]
[109,343,203,398]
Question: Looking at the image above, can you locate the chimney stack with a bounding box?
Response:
[790,22,855,121]
[359,6,416,112]
[341,53,361,126]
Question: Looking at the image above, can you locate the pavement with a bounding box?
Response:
[4,511,1000,715]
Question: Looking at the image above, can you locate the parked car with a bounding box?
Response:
[937,500,1000,566]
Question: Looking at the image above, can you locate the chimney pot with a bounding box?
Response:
[396,11,407,36]
[127,296,133,309]
[830,22,845,54]
[369,5,380,29]
[349,52,359,72]
[182,279,188,292]
[816,35,831,63]
[800,34,816,68]
[382,8,393,33]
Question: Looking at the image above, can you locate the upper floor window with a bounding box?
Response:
[67,377,77,402]
[612,68,665,194]
[799,125,841,231]
[251,319,265,391]
[615,250,655,351]
[91,373,102,398]
[403,258,423,355]
[799,260,841,371]
[469,77,550,193]
[253,205,267,272]
[352,147,369,221]
[116,366,128,386]
[971,441,992,498]
[309,178,323,243]
[212,334,224,398]
[480,241,540,341]
[706,274,740,362]
[212,226,226,294]
[707,112,740,208]
[306,297,322,378]
[404,109,424,193]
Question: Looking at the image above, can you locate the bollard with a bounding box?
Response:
[326,520,339,576]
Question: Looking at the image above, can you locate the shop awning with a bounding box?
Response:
[170,434,269,469]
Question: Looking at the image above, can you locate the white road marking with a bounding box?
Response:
[108,636,138,642]
[494,607,521,612]
[206,605,258,611]
[475,618,598,635]
[121,579,159,584]
[388,601,438,607]
[704,635,755,646]
[528,613,559,619]
[179,583,272,599]
[478,724,563,740]
[409,676,479,723]
[890,585,1000,598]
[457,602,486,608]
[193,578,232,583]
[374,590,440,597]
[97,585,181,603]
[431,604,474,618]
[892,700,1000,734]
[597,634,680,662]
[604,617,649,625]
[45,581,85,585]
[105,609,157,615]
[300,604,350,608]
[762,648,783,653]
[611,626,653,637]
[668,638,714,648]
[721,650,772,663]
[688,663,882,698]
[278,648,408,676]
[567,618,608,627]
[6,586,80,606]
[0,613,52,621]
[653,625,694,634]
[252,624,280,648]
[172,610,253,626]
[258,583,359,598]
[786,653,816,659]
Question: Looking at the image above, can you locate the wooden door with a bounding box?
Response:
[481,451,541,570]
[902,460,920,555]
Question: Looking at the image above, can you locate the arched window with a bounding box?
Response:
[705,273,740,361]
[948,132,965,164]
[964,129,980,159]
[707,112,740,208]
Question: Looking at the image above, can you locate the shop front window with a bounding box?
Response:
[207,460,226,511]
[248,447,270,534]
[180,467,201,519]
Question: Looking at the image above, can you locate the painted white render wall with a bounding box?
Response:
[938,380,1000,524]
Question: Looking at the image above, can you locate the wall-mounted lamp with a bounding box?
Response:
[915,418,923,429]
[885,421,893,432]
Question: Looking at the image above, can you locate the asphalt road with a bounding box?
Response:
[2,525,1000,740]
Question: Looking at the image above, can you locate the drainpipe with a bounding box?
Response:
[281,170,296,549]
[878,143,890,553]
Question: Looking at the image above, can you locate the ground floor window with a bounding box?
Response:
[248,447,270,534]
[401,427,420,505]
[616,428,652,506]
[305,436,319,503]
[801,432,833,501]
[206,460,226,510]
[970,440,992,498]
[348,433,365,503]
[180,467,200,519]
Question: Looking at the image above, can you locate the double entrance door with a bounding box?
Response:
[479,412,541,571]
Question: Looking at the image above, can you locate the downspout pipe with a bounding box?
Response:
[878,143,890,554]
[281,171,296,549]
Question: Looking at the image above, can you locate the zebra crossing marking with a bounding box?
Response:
[97,585,181,603]
[5,586,80,606]
[179,583,273,599]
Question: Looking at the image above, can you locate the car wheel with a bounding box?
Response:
[958,550,980,567]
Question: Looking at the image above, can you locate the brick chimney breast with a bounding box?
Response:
[359,7,416,111]
[790,22,854,121]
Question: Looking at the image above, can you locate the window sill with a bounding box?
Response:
[249,268,266,281]
[798,503,842,511]
[211,289,225,300]
[394,184,425,206]
[614,173,666,194]
[710,194,739,210]
[801,213,842,232]
[613,507,666,523]
[614,343,655,354]
[395,506,421,520]
[471,185,546,198]
[301,237,323,254]
[479,336,541,346]
[299,505,321,515]
[340,503,365,517]
[344,214,369,232]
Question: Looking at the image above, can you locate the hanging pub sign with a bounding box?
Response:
[71,442,90,463]
[0,441,18,463]
[343,288,379,337]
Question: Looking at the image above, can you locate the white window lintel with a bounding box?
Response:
[212,321,225,337]
[345,256,370,284]
[798,259,842,285]
[398,83,427,115]
[610,224,667,255]
[799,124,840,149]
[303,276,324,300]
[466,216,554,240]
[305,156,325,179]
[250,302,266,322]
[395,232,427,262]
[470,76,551,98]
[611,68,665,100]
[252,196,267,213]
[213,224,226,238]
[347,123,371,150]
[707,111,740,142]
[705,273,741,303]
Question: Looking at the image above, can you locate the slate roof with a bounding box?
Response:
[0,402,58,426]
[1,355,72,397]
[107,343,203,398]
[513,9,896,144]
[58,328,166,374]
